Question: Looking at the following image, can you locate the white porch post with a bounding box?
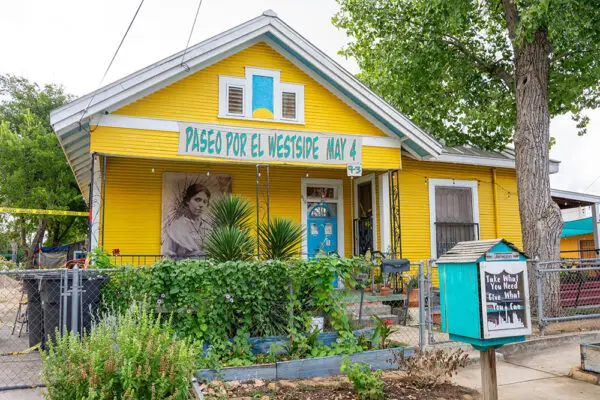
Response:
[90,155,102,251]
[379,172,391,253]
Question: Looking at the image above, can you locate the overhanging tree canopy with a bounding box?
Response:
[333,0,600,264]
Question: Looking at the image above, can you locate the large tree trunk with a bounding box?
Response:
[513,29,563,316]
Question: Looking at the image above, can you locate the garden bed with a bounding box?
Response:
[201,370,478,399]
[197,347,413,382]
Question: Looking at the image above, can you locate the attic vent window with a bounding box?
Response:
[218,67,304,124]
[282,91,297,120]
[227,86,244,115]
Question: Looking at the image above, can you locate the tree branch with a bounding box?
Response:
[501,0,519,51]
[442,33,515,89]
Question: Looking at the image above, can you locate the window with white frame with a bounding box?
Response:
[429,179,480,258]
[218,67,304,123]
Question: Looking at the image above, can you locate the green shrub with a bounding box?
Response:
[41,302,198,400]
[258,217,304,260]
[340,359,384,400]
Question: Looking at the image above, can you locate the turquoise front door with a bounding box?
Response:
[306,202,338,257]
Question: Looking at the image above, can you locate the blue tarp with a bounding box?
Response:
[37,245,71,253]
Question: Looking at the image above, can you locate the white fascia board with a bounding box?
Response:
[433,153,517,169]
[423,152,561,173]
[92,114,404,149]
[551,189,600,205]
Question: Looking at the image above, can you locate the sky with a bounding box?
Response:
[0,0,598,195]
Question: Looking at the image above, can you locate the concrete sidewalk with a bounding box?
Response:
[454,343,600,399]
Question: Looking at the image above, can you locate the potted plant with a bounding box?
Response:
[407,277,420,307]
[380,286,391,296]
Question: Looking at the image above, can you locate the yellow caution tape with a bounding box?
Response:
[0,342,41,357]
[0,207,88,217]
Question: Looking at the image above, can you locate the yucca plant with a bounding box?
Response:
[259,217,304,260]
[204,226,254,262]
[208,195,254,230]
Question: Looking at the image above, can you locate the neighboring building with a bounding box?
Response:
[552,189,600,258]
[50,11,560,265]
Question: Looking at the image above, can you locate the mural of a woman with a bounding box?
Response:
[161,173,232,259]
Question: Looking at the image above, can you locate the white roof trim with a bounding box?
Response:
[551,189,600,205]
[409,148,560,173]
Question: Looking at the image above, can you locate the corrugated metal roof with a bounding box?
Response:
[436,239,525,263]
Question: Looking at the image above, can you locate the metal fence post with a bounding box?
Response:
[534,257,545,337]
[71,265,80,334]
[418,260,426,348]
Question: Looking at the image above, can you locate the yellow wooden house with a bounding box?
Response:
[50,11,559,265]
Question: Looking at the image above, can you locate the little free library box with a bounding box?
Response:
[437,239,532,350]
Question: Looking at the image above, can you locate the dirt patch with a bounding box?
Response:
[202,371,478,400]
[532,318,600,336]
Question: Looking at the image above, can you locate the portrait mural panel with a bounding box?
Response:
[161,172,232,258]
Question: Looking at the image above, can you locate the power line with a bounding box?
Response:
[180,0,204,70]
[584,174,600,192]
[78,0,146,125]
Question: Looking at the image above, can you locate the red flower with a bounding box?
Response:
[112,248,121,256]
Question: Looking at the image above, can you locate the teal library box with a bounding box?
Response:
[437,239,532,350]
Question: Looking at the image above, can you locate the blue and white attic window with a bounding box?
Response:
[218,67,304,124]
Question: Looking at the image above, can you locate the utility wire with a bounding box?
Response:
[584,174,600,192]
[180,0,203,69]
[78,0,146,125]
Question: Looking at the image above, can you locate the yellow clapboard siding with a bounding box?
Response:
[114,42,387,137]
[398,159,522,284]
[560,234,593,255]
[90,126,401,170]
[101,157,355,257]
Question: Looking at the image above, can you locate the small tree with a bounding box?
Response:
[0,75,87,267]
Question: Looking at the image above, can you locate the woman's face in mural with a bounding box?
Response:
[188,192,209,218]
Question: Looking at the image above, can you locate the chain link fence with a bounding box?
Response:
[534,258,600,336]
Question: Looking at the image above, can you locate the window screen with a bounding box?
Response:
[282,91,297,119]
[227,86,244,115]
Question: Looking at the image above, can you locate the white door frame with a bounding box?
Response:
[378,172,391,253]
[428,178,480,259]
[301,178,345,257]
[353,174,378,252]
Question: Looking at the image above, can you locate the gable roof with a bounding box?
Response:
[436,239,526,263]
[50,10,446,199]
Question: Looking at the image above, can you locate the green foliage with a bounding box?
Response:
[0,75,86,255]
[258,217,304,260]
[203,226,254,262]
[0,256,17,271]
[340,359,384,400]
[371,315,398,349]
[41,301,198,399]
[90,247,115,269]
[333,0,600,147]
[207,195,253,230]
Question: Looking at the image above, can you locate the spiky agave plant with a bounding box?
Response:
[203,226,254,262]
[204,195,255,261]
[208,195,254,230]
[259,217,304,260]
